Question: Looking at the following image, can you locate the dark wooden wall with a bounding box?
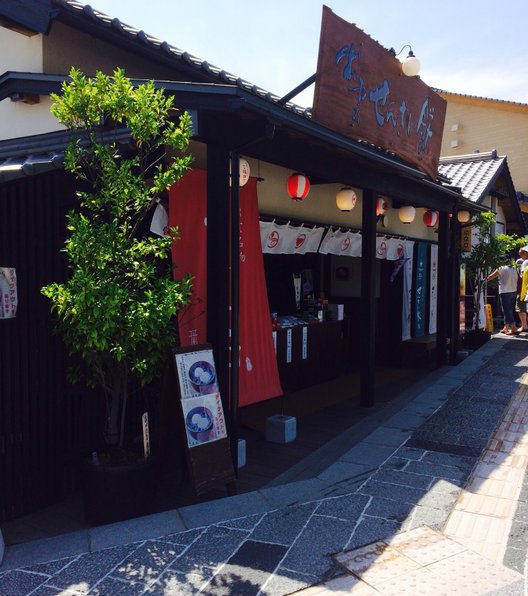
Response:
[0,171,100,522]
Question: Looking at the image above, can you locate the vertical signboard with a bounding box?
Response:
[172,344,234,496]
[414,243,428,337]
[312,6,446,179]
[429,244,438,334]
[0,268,17,319]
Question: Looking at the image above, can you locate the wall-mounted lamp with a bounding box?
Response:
[457,210,471,223]
[423,210,439,228]
[287,173,310,202]
[230,157,251,187]
[336,187,357,211]
[390,44,421,77]
[398,205,416,224]
[239,158,250,187]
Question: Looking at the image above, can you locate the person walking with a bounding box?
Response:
[516,246,528,332]
[486,259,520,335]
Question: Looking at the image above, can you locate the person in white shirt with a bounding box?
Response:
[486,261,519,335]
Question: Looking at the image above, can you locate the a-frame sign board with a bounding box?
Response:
[171,344,235,496]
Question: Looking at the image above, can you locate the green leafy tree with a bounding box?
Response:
[42,68,193,447]
[462,211,523,330]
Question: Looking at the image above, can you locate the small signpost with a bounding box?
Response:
[172,344,235,496]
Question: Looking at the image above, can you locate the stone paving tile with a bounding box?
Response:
[90,575,148,595]
[358,479,428,504]
[391,446,427,461]
[159,527,206,546]
[405,506,449,531]
[168,525,248,577]
[364,497,414,523]
[203,539,288,595]
[315,493,370,522]
[260,568,320,596]
[316,461,373,484]
[404,460,471,484]
[249,503,317,546]
[0,569,50,596]
[344,516,403,552]
[110,539,186,586]
[339,443,397,466]
[279,514,357,578]
[216,514,265,531]
[51,544,140,593]
[147,569,205,595]
[373,468,431,490]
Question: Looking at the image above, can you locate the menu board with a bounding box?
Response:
[172,344,235,495]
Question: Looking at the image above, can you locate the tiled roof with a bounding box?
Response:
[438,150,507,204]
[52,0,312,118]
[433,88,528,108]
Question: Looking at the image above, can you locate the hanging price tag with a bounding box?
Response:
[286,328,292,363]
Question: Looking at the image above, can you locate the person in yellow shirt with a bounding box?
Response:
[517,247,528,332]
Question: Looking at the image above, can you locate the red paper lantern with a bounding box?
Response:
[287,173,310,202]
[423,210,439,227]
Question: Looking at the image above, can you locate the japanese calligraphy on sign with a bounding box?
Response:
[0,267,17,319]
[312,6,446,179]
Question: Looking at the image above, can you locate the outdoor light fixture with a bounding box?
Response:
[230,157,251,187]
[390,44,421,77]
[423,210,439,228]
[287,173,310,202]
[239,157,250,187]
[336,187,357,211]
[457,210,471,223]
[398,205,416,224]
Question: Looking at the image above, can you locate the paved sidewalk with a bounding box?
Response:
[1,336,527,595]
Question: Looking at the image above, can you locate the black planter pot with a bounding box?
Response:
[82,454,155,526]
[462,329,491,351]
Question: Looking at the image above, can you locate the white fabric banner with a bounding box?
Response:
[319,228,342,254]
[340,231,362,257]
[260,222,297,254]
[402,240,415,341]
[386,237,406,261]
[429,244,438,334]
[150,203,169,236]
[291,225,325,254]
[259,222,325,254]
[319,229,362,257]
[376,237,389,260]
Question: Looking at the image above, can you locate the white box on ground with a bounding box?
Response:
[237,438,246,468]
[266,415,297,444]
[328,303,344,321]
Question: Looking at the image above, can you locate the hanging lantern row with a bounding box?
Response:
[287,173,310,202]
[285,174,472,228]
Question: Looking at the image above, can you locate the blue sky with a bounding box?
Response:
[90,0,528,105]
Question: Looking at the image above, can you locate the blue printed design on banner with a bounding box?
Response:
[415,243,428,337]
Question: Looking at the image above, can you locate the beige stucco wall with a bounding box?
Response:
[43,22,183,81]
[0,28,61,139]
[440,95,528,196]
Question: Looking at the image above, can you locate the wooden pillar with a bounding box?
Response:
[436,211,449,366]
[206,145,230,405]
[449,211,461,364]
[229,152,240,472]
[360,188,376,407]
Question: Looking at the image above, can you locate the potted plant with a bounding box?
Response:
[462,211,522,347]
[41,68,193,524]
